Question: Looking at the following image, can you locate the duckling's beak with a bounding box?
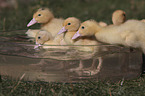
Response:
[35,42,39,45]
[57,27,67,35]
[27,18,37,27]
[72,30,81,39]
[34,42,42,49]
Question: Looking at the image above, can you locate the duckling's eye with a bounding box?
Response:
[38,14,41,16]
[123,13,126,17]
[68,23,71,25]
[38,36,41,39]
[81,26,85,29]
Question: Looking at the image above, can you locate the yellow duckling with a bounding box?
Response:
[58,17,81,45]
[35,30,53,45]
[27,8,64,38]
[34,30,53,48]
[72,19,145,53]
[112,10,126,25]
[34,30,66,49]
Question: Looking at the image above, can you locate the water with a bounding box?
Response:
[0,30,142,82]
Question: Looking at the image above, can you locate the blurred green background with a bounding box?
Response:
[0,0,145,31]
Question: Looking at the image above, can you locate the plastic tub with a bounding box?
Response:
[0,30,142,82]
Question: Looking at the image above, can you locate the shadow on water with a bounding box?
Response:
[0,30,143,82]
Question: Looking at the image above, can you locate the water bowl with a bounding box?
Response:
[0,30,142,82]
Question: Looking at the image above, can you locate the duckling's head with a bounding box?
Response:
[112,10,126,25]
[35,30,52,45]
[58,17,81,34]
[27,8,54,27]
[72,20,101,39]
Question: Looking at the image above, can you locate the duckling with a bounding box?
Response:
[58,17,81,45]
[72,19,145,53]
[34,30,54,49]
[112,10,126,25]
[35,30,53,45]
[27,8,64,38]
[34,30,66,49]
[58,17,103,73]
[112,10,145,25]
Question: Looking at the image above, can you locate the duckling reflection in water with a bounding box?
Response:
[58,17,104,74]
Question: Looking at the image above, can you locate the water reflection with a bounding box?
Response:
[0,30,143,82]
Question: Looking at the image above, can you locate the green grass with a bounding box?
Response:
[1,0,145,95]
[1,76,145,96]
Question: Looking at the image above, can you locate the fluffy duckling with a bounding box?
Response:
[58,17,81,45]
[34,30,66,49]
[72,19,145,53]
[112,10,126,25]
[35,30,53,45]
[34,30,54,49]
[112,10,145,24]
[27,8,64,38]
